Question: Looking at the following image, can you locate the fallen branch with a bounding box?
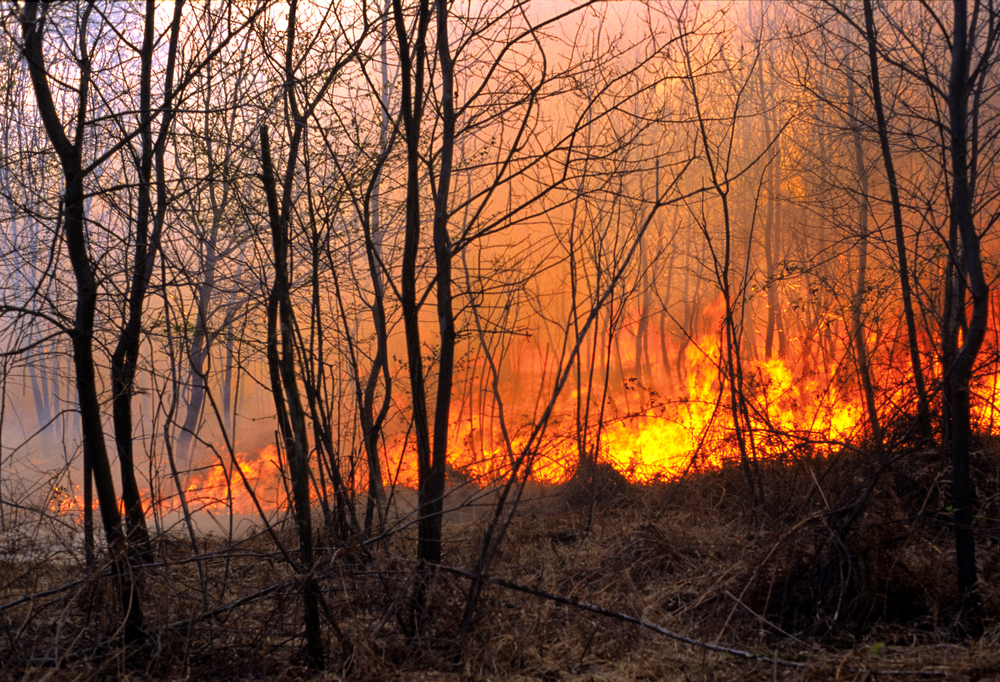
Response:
[168,578,293,630]
[437,563,952,677]
[0,575,90,613]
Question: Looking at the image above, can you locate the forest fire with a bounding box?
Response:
[41,315,1000,524]
[172,444,286,516]
[10,0,1000,674]
[46,446,287,521]
[403,332,865,488]
[48,485,85,520]
[378,305,1000,491]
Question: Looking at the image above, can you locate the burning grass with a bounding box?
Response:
[5,433,1000,680]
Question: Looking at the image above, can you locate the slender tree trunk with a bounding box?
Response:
[686,39,759,504]
[390,0,439,630]
[19,1,145,645]
[846,73,881,443]
[862,0,931,434]
[358,0,394,535]
[428,0,456,554]
[110,0,183,563]
[759,64,781,360]
[635,235,651,396]
[260,124,324,668]
[109,0,156,562]
[945,0,987,629]
[83,438,94,568]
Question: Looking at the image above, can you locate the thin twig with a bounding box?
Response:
[436,563,953,676]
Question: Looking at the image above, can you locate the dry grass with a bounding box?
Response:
[5,435,1000,680]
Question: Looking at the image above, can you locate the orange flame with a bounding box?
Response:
[45,299,1000,520]
[169,444,286,515]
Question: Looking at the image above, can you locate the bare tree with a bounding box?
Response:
[861,0,931,434]
[943,0,993,628]
[17,0,144,644]
[108,0,185,563]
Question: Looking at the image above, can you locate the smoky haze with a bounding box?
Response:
[0,0,998,666]
[0,0,996,514]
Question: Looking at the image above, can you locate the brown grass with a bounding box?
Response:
[4,434,1000,680]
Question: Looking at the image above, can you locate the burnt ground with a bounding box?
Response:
[4,434,1000,681]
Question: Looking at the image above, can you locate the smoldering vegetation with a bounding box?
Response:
[5,431,1000,680]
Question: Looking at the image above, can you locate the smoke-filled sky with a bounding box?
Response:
[1,0,998,521]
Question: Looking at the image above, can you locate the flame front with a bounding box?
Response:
[171,444,286,516]
[388,322,870,489]
[46,301,1000,519]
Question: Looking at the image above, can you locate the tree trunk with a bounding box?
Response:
[846,71,881,443]
[390,0,440,630]
[759,63,781,360]
[862,0,931,435]
[358,0,394,535]
[260,122,325,669]
[110,0,183,564]
[428,0,456,558]
[20,1,144,645]
[944,0,987,630]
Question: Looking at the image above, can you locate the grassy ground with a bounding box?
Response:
[4,434,1000,680]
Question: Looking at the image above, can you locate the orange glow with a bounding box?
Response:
[380,294,999,490]
[382,321,866,489]
[45,299,1000,521]
[44,446,287,522]
[48,484,85,522]
[169,444,287,516]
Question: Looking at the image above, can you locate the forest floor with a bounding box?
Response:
[5,432,1000,680]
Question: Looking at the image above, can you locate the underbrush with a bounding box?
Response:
[4,435,1000,680]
